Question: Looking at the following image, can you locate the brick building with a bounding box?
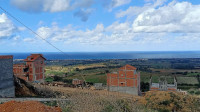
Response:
[13,54,46,82]
[13,64,28,81]
[0,55,15,97]
[107,64,141,95]
[149,76,177,91]
[72,79,84,86]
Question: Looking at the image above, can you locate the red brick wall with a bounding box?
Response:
[107,67,140,88]
[26,57,45,82]
[26,62,33,81]
[33,57,45,81]
[72,80,84,85]
[13,64,28,81]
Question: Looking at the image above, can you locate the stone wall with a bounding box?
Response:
[108,86,139,95]
[0,56,15,97]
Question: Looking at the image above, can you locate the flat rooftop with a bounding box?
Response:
[0,55,13,59]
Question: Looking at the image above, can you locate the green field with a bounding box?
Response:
[45,59,200,91]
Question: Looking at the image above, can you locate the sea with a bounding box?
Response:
[1,51,200,60]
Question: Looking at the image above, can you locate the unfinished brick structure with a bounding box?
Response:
[13,54,46,82]
[13,64,28,81]
[107,64,141,95]
[0,55,15,97]
[149,76,177,91]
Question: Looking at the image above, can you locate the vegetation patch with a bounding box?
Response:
[140,91,200,112]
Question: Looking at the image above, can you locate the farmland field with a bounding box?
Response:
[44,58,200,91]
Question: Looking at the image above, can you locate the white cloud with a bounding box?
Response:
[35,22,137,45]
[103,0,131,11]
[5,0,200,51]
[74,8,95,22]
[111,0,131,8]
[13,35,20,41]
[11,0,94,13]
[116,5,150,18]
[106,21,131,34]
[37,26,52,39]
[43,0,71,12]
[0,13,16,39]
[11,0,44,13]
[23,38,35,42]
[72,0,94,9]
[18,27,26,31]
[116,0,167,18]
[132,1,200,33]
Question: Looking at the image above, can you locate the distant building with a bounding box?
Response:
[13,54,46,82]
[72,79,84,86]
[0,55,15,97]
[94,83,104,90]
[107,64,141,95]
[149,76,177,91]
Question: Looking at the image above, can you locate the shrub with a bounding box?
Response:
[195,91,200,95]
[63,79,72,84]
[53,75,63,81]
[141,91,200,112]
[189,91,195,94]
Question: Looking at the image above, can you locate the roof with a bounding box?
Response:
[0,55,13,59]
[13,63,26,67]
[24,54,46,62]
[119,64,137,70]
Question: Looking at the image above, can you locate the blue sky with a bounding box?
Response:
[0,0,200,52]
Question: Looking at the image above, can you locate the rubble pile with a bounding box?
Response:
[14,76,37,96]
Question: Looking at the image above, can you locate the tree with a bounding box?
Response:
[53,75,62,81]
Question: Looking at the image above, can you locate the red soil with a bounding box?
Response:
[0,101,62,112]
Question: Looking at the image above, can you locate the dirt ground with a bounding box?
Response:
[36,84,140,99]
[0,100,62,112]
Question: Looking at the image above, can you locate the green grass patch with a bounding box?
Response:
[187,73,200,76]
[177,77,199,85]
[45,70,65,76]
[85,75,106,84]
[45,77,54,82]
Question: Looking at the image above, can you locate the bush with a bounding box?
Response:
[45,77,53,82]
[75,68,80,71]
[53,75,63,81]
[141,91,200,112]
[195,91,200,95]
[63,79,72,84]
[189,91,195,94]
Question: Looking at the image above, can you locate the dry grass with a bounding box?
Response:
[74,63,106,70]
[34,85,200,112]
[45,63,106,74]
[36,85,152,112]
[140,91,200,112]
[67,91,145,112]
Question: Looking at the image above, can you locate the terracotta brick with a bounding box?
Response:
[107,64,140,88]
[13,54,46,82]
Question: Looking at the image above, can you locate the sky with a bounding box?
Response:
[0,0,200,52]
